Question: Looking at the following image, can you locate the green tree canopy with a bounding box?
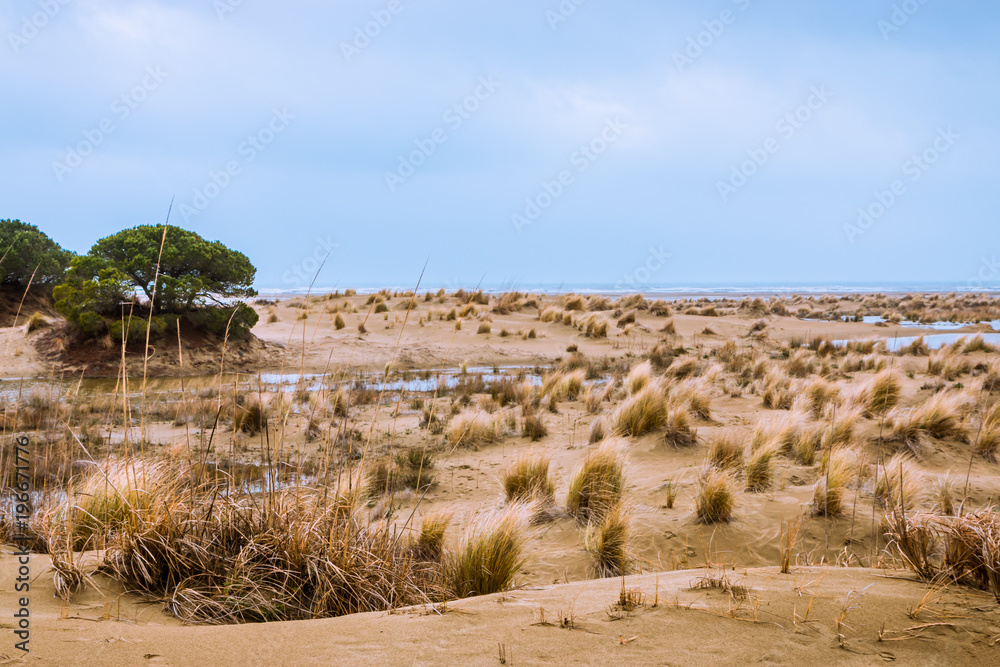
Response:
[52,255,132,338]
[0,219,73,289]
[90,225,257,312]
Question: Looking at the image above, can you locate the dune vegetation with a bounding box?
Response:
[1,280,1000,644]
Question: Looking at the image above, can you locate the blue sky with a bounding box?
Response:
[1,1,998,291]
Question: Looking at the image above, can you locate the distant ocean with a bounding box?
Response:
[256,282,1000,298]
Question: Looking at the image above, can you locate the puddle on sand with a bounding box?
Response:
[843,315,1000,331]
[834,333,1000,352]
[0,364,548,404]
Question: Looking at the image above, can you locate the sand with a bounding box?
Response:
[4,553,999,666]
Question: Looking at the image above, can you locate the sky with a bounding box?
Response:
[1,0,998,292]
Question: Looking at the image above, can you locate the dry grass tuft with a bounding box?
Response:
[662,406,697,448]
[983,359,1000,392]
[584,503,631,577]
[566,440,627,522]
[521,411,548,441]
[695,467,737,524]
[884,392,971,454]
[547,369,586,401]
[884,509,1000,600]
[233,396,268,435]
[502,454,555,503]
[26,311,49,333]
[671,378,713,421]
[798,377,840,418]
[446,409,509,448]
[787,350,814,378]
[449,503,534,598]
[849,370,901,417]
[792,424,823,466]
[611,383,668,437]
[963,334,996,354]
[883,408,927,455]
[49,551,87,601]
[707,432,744,470]
[625,361,653,395]
[93,485,448,623]
[414,510,452,561]
[912,391,970,442]
[364,449,435,498]
[822,405,863,449]
[874,453,923,512]
[927,350,972,380]
[588,416,607,443]
[986,402,1000,431]
[812,447,857,516]
[668,358,699,380]
[744,447,774,492]
[583,385,606,414]
[975,422,1000,462]
[760,371,794,410]
[68,459,173,550]
[933,475,956,516]
[899,336,929,356]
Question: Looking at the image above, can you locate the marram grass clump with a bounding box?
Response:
[414,510,452,561]
[812,447,857,517]
[68,458,173,550]
[744,447,774,492]
[446,409,509,448]
[448,502,534,598]
[695,467,736,524]
[584,502,631,578]
[502,453,555,503]
[94,484,449,624]
[707,432,744,470]
[566,440,627,521]
[662,406,697,448]
[611,383,667,437]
